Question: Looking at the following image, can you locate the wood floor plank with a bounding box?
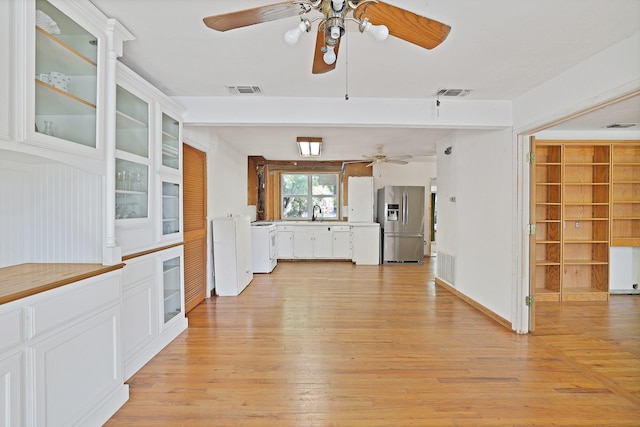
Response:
[106,259,640,426]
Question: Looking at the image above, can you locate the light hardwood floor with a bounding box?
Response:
[106,258,640,426]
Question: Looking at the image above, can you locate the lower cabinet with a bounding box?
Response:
[276,223,379,263]
[121,245,188,380]
[0,269,129,426]
[293,227,333,259]
[351,224,381,265]
[0,352,22,427]
[332,226,351,259]
[33,307,122,426]
[277,226,294,258]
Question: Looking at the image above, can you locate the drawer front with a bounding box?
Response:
[31,272,121,339]
[277,225,294,232]
[0,308,24,353]
[331,225,351,232]
[122,256,156,290]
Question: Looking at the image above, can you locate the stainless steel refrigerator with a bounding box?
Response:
[377,186,425,263]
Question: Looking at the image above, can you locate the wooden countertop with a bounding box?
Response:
[0,263,125,305]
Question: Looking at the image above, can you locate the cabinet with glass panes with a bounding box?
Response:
[162,254,183,325]
[161,181,180,236]
[161,112,180,170]
[115,84,150,221]
[34,0,98,149]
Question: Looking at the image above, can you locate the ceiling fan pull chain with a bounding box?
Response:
[345,23,349,101]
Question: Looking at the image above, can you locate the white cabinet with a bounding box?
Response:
[293,226,333,259]
[212,216,253,296]
[121,245,187,380]
[0,269,129,426]
[33,305,121,426]
[351,224,381,265]
[0,0,10,141]
[278,223,379,262]
[116,63,184,255]
[277,226,294,259]
[348,176,375,222]
[33,0,99,151]
[332,225,351,259]
[0,352,23,426]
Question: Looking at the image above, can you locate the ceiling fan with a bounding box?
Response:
[362,144,412,166]
[203,0,451,74]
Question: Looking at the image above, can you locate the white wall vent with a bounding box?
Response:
[437,251,456,285]
[226,85,263,95]
[436,88,472,97]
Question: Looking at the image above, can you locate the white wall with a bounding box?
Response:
[183,126,249,296]
[513,32,640,132]
[0,154,103,268]
[436,129,514,322]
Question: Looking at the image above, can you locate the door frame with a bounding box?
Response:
[515,90,640,333]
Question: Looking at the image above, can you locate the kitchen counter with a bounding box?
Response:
[0,262,125,304]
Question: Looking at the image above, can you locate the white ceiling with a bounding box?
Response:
[89,0,640,160]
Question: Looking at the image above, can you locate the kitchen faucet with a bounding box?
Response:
[312,204,322,221]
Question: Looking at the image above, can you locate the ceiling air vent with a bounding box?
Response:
[436,88,472,97]
[226,85,263,95]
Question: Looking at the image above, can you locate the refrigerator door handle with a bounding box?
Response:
[402,191,408,225]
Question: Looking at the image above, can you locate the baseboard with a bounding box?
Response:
[610,289,640,295]
[435,277,512,330]
[77,384,129,427]
[124,317,188,381]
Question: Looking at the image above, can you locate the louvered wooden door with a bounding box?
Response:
[183,144,207,313]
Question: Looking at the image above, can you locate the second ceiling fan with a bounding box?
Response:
[203,0,451,74]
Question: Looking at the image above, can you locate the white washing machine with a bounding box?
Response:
[251,223,278,273]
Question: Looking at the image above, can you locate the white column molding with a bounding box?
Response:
[102,18,134,264]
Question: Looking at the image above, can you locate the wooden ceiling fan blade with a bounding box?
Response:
[354,2,451,50]
[203,1,304,32]
[312,27,340,74]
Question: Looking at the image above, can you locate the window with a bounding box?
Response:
[282,173,338,220]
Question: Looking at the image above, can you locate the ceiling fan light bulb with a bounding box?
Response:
[330,26,341,40]
[363,22,389,42]
[284,21,308,45]
[323,46,337,65]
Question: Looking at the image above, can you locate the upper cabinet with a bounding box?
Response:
[31,0,100,155]
[0,1,11,141]
[115,84,150,221]
[161,112,180,171]
[115,63,185,255]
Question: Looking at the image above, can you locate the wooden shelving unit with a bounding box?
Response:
[611,144,640,246]
[531,140,616,302]
[562,145,609,301]
[532,144,562,301]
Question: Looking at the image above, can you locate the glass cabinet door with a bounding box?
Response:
[116,86,149,157]
[115,85,150,220]
[162,256,182,324]
[161,113,180,169]
[115,159,149,219]
[162,181,180,235]
[35,0,98,147]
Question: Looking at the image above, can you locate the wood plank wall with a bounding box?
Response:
[247,157,372,221]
